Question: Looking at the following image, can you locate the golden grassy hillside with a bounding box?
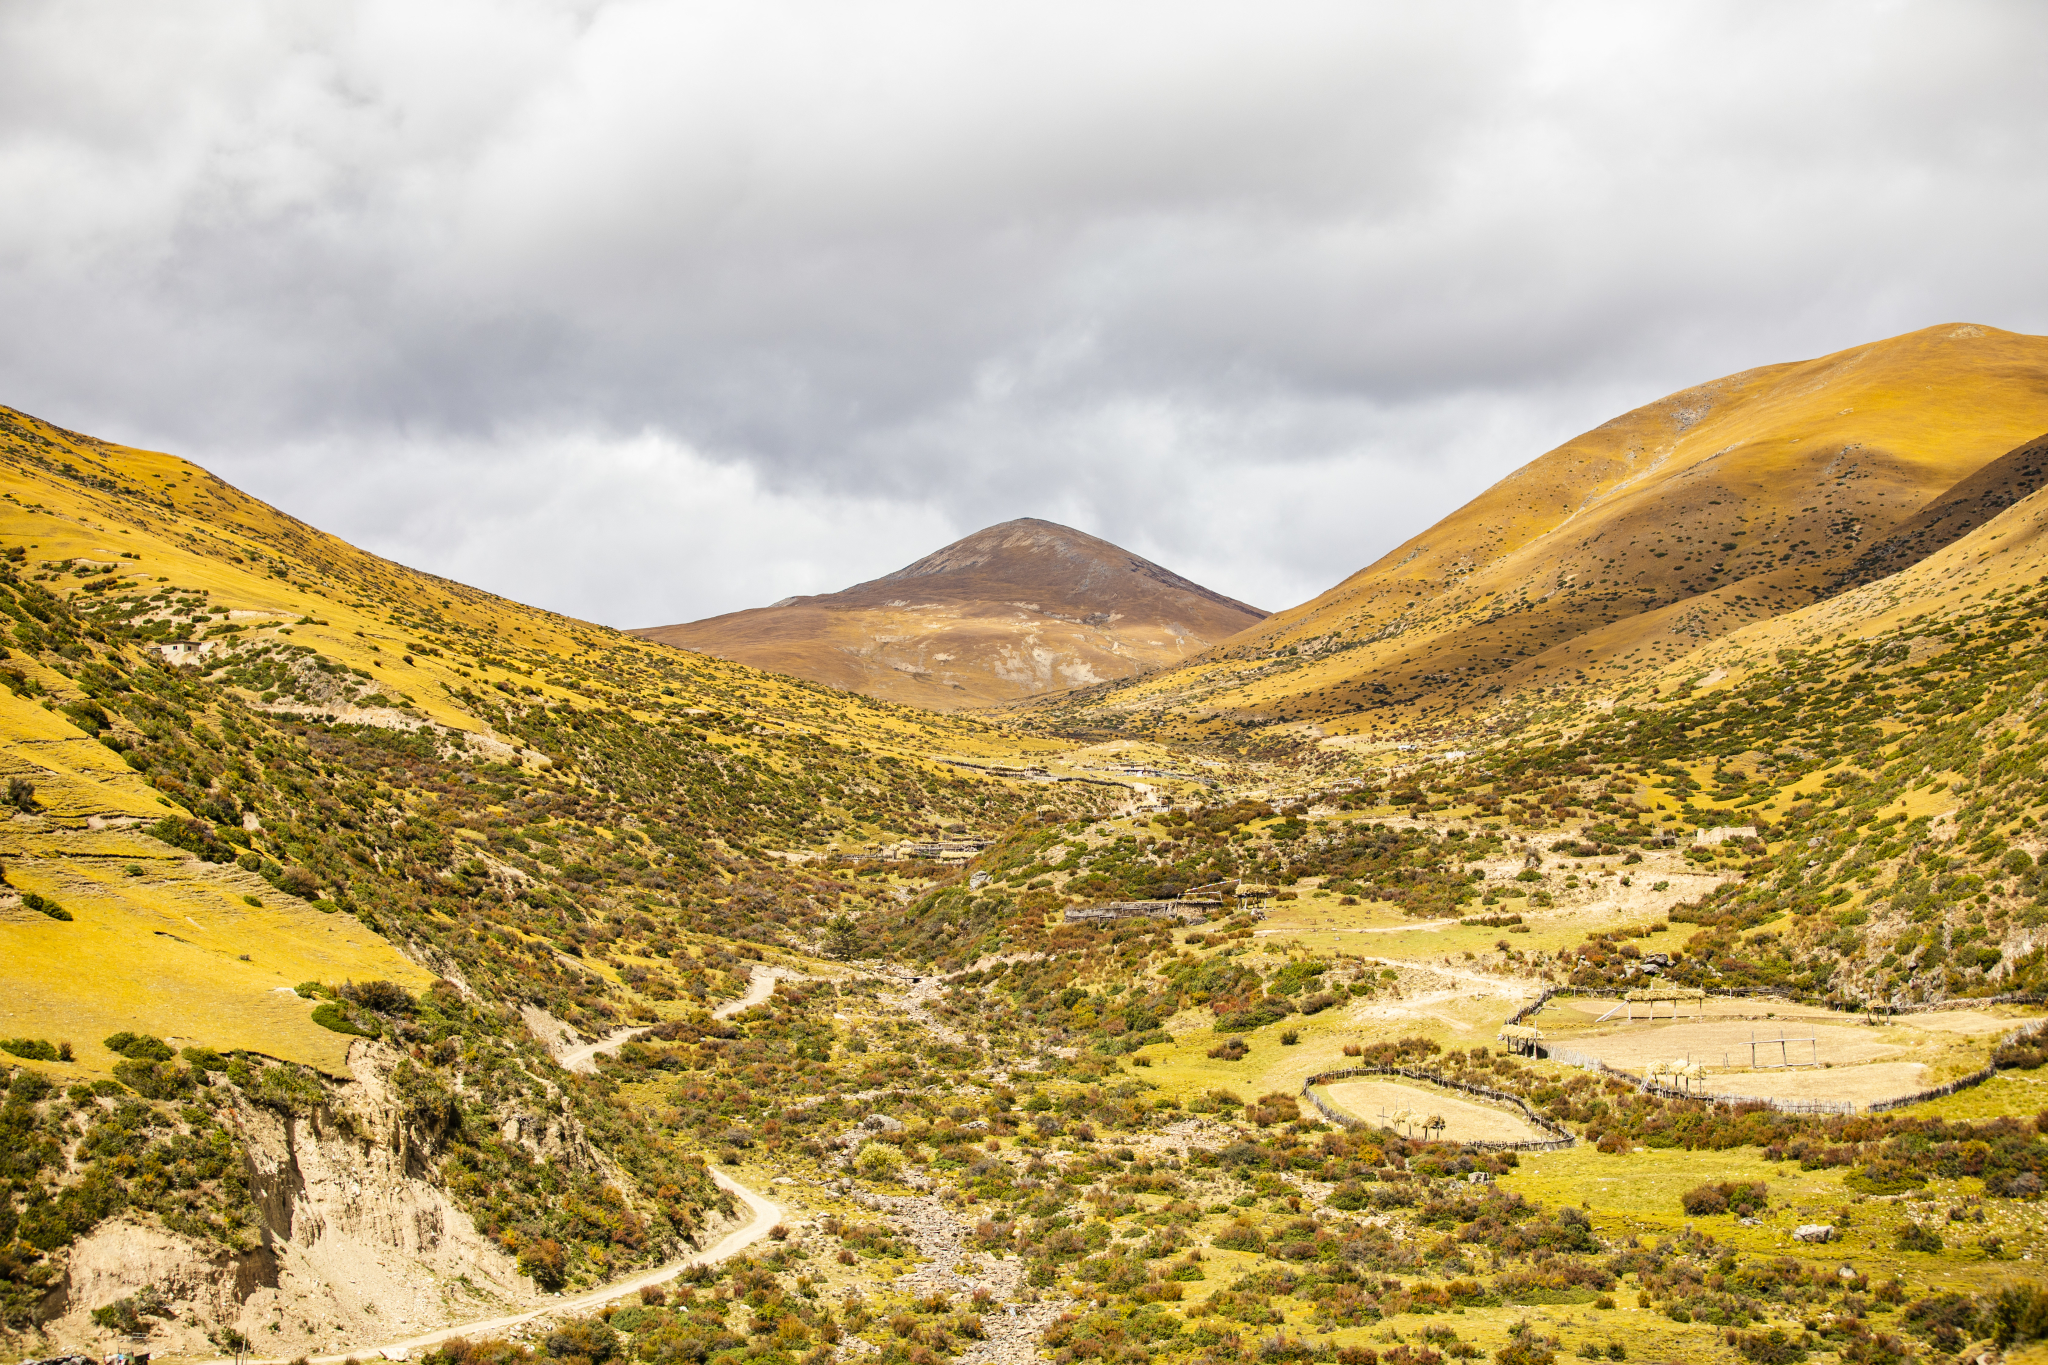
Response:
[632,517,1267,710]
[0,406,1078,1074]
[1036,323,2048,739]
[1627,438,2048,706]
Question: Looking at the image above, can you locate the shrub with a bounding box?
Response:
[0,1038,58,1061]
[149,816,235,863]
[1208,1037,1250,1061]
[62,700,110,733]
[855,1142,903,1181]
[1188,1087,1243,1113]
[1990,1281,2048,1347]
[1211,1219,1265,1252]
[1894,1223,1944,1253]
[311,1001,377,1037]
[1730,1327,1807,1363]
[1279,1030,1301,1046]
[1846,1158,1926,1195]
[1836,1334,1911,1365]
[1495,1322,1558,1365]
[113,1058,192,1099]
[1680,1182,1767,1217]
[1247,1092,1301,1126]
[5,777,36,811]
[1901,1291,1979,1351]
[518,1238,567,1291]
[103,1031,175,1062]
[19,891,69,920]
[341,979,415,1014]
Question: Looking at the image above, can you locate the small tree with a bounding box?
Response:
[825,914,862,960]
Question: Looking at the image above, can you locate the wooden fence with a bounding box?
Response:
[1866,1017,2048,1113]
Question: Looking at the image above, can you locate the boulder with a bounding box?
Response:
[1794,1224,1835,1243]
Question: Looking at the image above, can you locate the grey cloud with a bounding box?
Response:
[1,1,2045,625]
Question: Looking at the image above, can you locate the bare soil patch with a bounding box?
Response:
[1319,1078,1551,1144]
[1548,1018,1906,1071]
[1551,996,1848,1024]
[1697,1062,1930,1106]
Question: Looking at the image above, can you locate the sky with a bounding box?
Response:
[3,1,2046,628]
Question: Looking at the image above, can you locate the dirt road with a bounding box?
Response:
[554,967,790,1072]
[712,965,788,1020]
[291,1168,781,1364]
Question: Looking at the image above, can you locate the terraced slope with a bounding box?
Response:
[1033,323,2048,739]
[633,518,1266,710]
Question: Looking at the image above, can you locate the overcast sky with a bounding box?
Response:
[4,1,2045,626]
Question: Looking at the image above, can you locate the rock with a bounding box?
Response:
[1794,1224,1834,1243]
[862,1114,906,1133]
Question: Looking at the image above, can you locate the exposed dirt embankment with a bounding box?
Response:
[31,1041,549,1360]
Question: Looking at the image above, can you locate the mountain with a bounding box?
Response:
[7,395,2048,1365]
[0,403,1110,1351]
[1031,322,2048,738]
[631,517,1267,709]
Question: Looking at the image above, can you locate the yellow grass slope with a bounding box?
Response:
[0,680,436,1075]
[0,406,1055,759]
[1628,440,2048,702]
[1050,323,2048,736]
[0,406,1062,1076]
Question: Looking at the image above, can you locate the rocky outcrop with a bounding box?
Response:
[27,1042,539,1361]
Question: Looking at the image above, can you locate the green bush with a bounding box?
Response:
[1990,1281,2048,1347]
[103,1032,175,1062]
[1731,1326,1808,1363]
[1680,1182,1767,1217]
[112,1058,192,1099]
[311,1001,376,1037]
[1895,1223,1944,1253]
[855,1142,903,1181]
[148,816,235,863]
[0,1038,58,1061]
[19,891,70,920]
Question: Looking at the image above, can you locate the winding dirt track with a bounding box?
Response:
[555,967,790,1072]
[289,1168,783,1364]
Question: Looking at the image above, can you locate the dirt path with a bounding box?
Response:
[713,964,791,1020]
[557,1024,652,1073]
[285,1168,782,1364]
[553,967,792,1072]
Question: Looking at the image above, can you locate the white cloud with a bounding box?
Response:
[2,0,2045,624]
[219,425,957,626]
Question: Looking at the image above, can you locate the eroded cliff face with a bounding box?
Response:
[32,1041,540,1360]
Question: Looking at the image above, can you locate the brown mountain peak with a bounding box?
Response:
[632,519,1265,709]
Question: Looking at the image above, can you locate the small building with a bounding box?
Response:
[1497,1022,1541,1056]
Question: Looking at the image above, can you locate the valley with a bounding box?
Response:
[5,321,2048,1365]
